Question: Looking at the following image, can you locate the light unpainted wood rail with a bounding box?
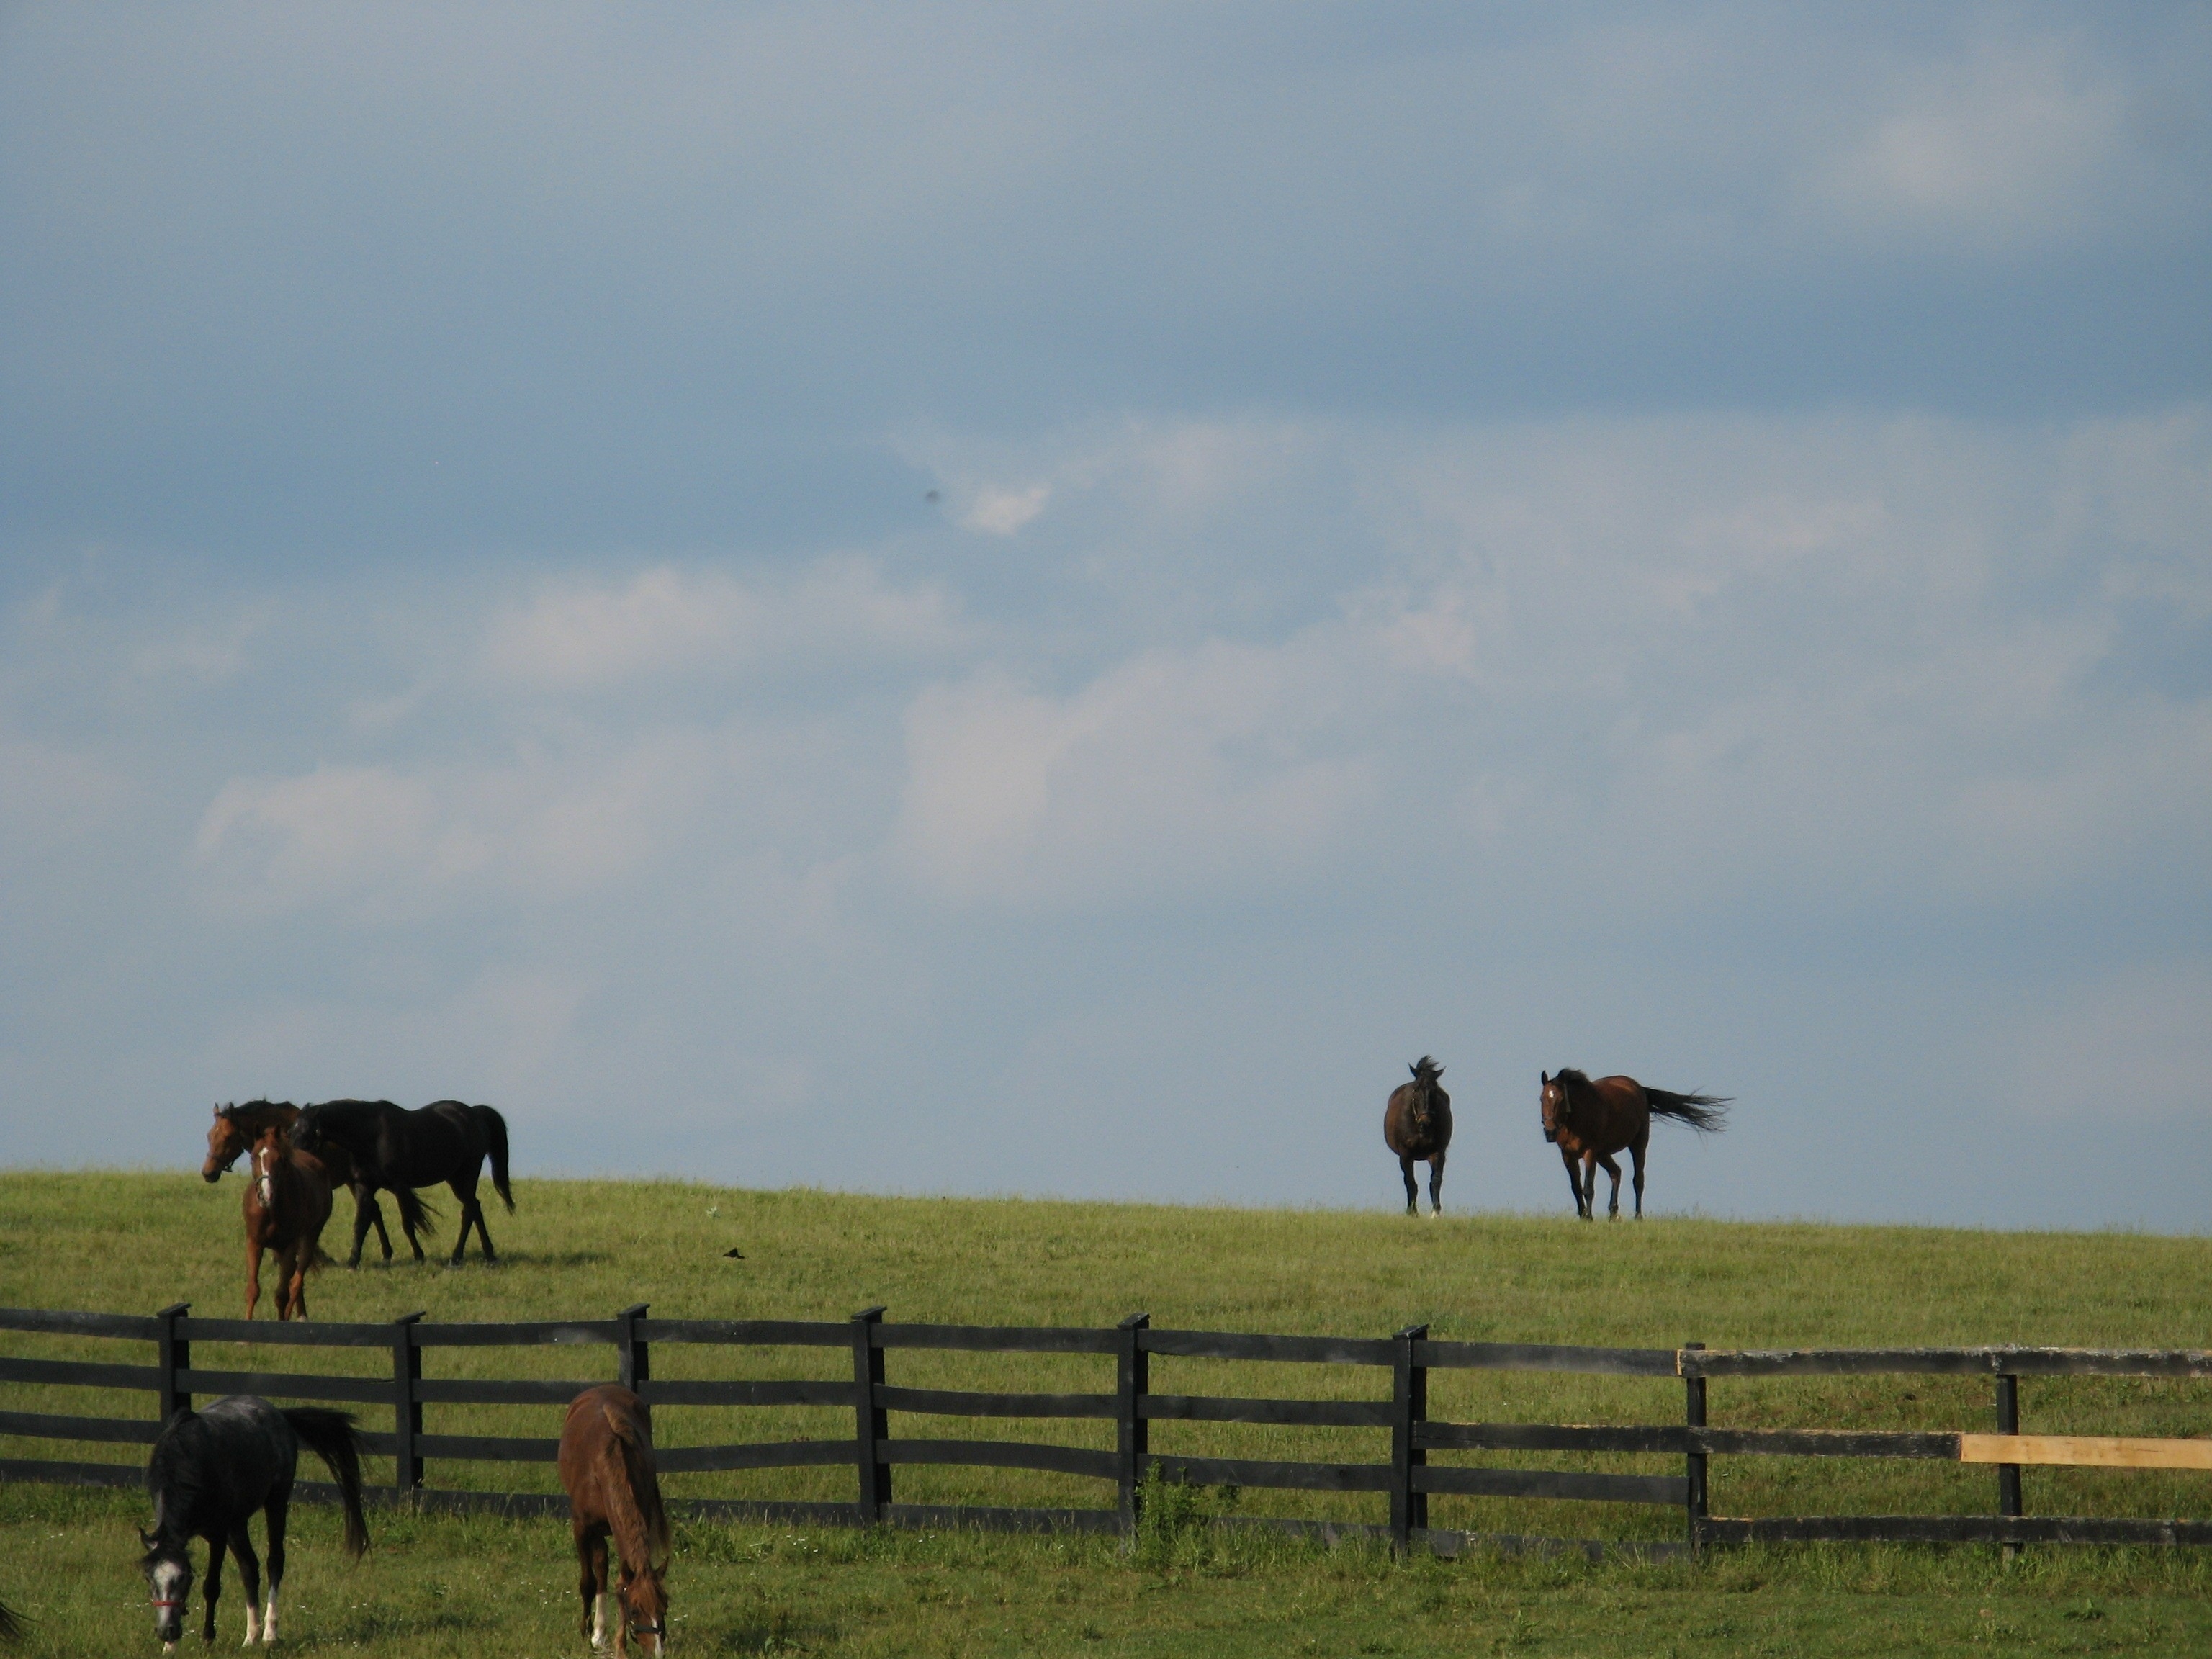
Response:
[1959,1434,2212,1470]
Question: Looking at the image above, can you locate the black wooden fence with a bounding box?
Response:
[4,1305,2209,1555]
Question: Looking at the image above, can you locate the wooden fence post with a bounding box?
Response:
[156,1303,190,1426]
[392,1311,425,1501]
[618,1303,651,1431]
[1390,1323,1429,1553]
[1683,1341,1708,1553]
[1995,1370,2023,1558]
[1117,1313,1151,1542]
[851,1306,890,1523]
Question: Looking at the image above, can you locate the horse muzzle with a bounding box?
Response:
[1542,1129,1557,1143]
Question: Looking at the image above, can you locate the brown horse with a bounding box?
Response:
[244,1128,334,1320]
[1539,1068,1730,1220]
[204,1102,405,1264]
[558,1385,669,1658]
[1382,1056,1453,1216]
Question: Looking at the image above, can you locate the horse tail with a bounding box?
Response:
[0,1595,24,1642]
[597,1396,671,1568]
[480,1106,514,1212]
[1645,1087,1731,1133]
[391,1184,439,1239]
[282,1408,371,1558]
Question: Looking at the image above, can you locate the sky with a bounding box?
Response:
[2,4,2208,1229]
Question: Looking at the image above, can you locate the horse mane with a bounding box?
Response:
[1409,1055,1442,1084]
[1553,1067,1591,1088]
[143,1414,207,1561]
[596,1396,671,1570]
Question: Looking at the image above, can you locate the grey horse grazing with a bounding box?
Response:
[1382,1056,1453,1215]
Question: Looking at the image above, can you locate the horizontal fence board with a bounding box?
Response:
[0,1308,159,1341]
[0,1409,161,1445]
[415,1433,562,1463]
[174,1368,390,1406]
[634,1319,848,1347]
[1142,1393,1394,1428]
[0,1456,141,1488]
[655,1440,854,1474]
[1416,1341,1680,1377]
[1705,1515,2212,1547]
[1683,1347,2212,1380]
[1961,1434,2212,1471]
[1415,1466,1689,1506]
[1701,1429,1960,1460]
[412,1321,622,1349]
[0,1355,163,1392]
[872,1325,1120,1355]
[1418,1422,1685,1455]
[179,1318,395,1348]
[1141,1330,1395,1367]
[642,1379,851,1409]
[876,1385,1116,1421]
[1146,1452,1394,1493]
[878,1438,1119,1480]
[413,1378,607,1406]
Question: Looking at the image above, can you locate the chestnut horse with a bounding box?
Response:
[1539,1068,1729,1220]
[244,1128,333,1321]
[559,1385,669,1658]
[1382,1056,1452,1216]
[203,1102,408,1264]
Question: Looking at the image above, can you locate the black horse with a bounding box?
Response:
[1382,1056,1453,1216]
[291,1098,513,1267]
[140,1396,368,1650]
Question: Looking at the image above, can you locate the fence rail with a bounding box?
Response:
[3,1305,2208,1555]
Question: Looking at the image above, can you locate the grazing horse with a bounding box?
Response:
[290,1098,511,1267]
[140,1396,369,1651]
[1382,1056,1453,1216]
[1539,1068,1730,1220]
[243,1128,333,1321]
[559,1385,670,1658]
[204,1102,400,1264]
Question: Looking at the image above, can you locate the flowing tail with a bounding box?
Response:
[391,1184,438,1240]
[480,1105,514,1213]
[282,1408,371,1558]
[1645,1087,1731,1133]
[597,1398,672,1570]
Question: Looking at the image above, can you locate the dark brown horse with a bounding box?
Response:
[243,1128,333,1321]
[1382,1056,1453,1216]
[1539,1068,1730,1220]
[558,1385,669,1658]
[203,1102,406,1264]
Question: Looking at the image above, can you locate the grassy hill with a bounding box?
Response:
[3,1172,2211,1655]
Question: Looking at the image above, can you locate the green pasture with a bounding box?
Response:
[3,1172,2211,1653]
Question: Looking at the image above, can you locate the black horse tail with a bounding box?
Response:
[392,1184,438,1240]
[282,1408,370,1558]
[0,1594,24,1642]
[1646,1087,1731,1133]
[480,1105,514,1212]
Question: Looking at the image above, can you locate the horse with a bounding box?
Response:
[1382,1056,1452,1216]
[140,1395,369,1651]
[290,1098,511,1267]
[559,1385,670,1657]
[203,1102,401,1264]
[243,1128,333,1321]
[1538,1068,1730,1220]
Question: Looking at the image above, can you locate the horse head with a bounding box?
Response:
[202,1105,244,1184]
[140,1529,192,1650]
[1406,1056,1444,1132]
[251,1129,284,1212]
[617,1559,668,1656]
[1539,1070,1571,1143]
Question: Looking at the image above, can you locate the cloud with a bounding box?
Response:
[480,561,966,691]
[959,484,1051,536]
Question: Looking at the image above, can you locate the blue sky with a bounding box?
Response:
[2,5,2208,1227]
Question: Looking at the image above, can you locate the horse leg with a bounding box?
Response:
[1427,1151,1445,1217]
[261,1491,287,1645]
[1579,1150,1599,1221]
[345,1186,374,1269]
[580,1527,611,1650]
[200,1532,225,1645]
[1557,1146,1586,1218]
[1596,1152,1624,1220]
[228,1523,262,1645]
[1399,1154,1419,1216]
[450,1172,491,1264]
[244,1235,264,1320]
[1631,1127,1650,1219]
